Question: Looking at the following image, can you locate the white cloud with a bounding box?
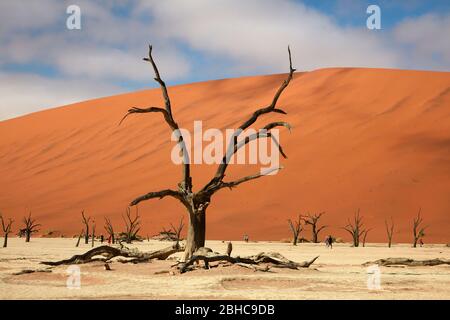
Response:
[0,0,191,80]
[138,0,400,73]
[0,0,62,34]
[0,72,121,119]
[53,44,190,81]
[394,13,450,70]
[0,0,449,120]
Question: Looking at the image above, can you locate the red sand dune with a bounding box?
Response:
[1,68,449,243]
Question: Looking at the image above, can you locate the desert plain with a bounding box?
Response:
[0,238,449,300]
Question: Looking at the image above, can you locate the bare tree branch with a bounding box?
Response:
[342,209,366,247]
[0,213,14,248]
[223,121,291,162]
[143,45,174,118]
[413,208,427,247]
[385,217,394,248]
[119,106,170,126]
[120,207,141,244]
[203,46,296,190]
[288,214,303,245]
[81,210,91,245]
[22,211,41,242]
[121,45,192,193]
[104,217,115,244]
[302,212,326,243]
[130,189,182,206]
[215,167,282,191]
[170,216,185,246]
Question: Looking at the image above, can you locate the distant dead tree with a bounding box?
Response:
[81,210,91,244]
[343,209,367,247]
[75,229,83,247]
[227,241,233,256]
[170,216,185,247]
[120,207,141,244]
[104,217,115,244]
[91,221,96,248]
[302,212,326,243]
[22,211,41,242]
[362,228,371,247]
[1,213,13,248]
[119,45,295,261]
[158,226,177,241]
[385,217,394,248]
[288,214,302,246]
[413,208,427,248]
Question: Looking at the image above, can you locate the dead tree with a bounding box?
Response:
[81,210,91,244]
[180,251,319,273]
[343,209,366,247]
[120,45,295,261]
[91,222,96,248]
[104,217,115,244]
[364,257,450,267]
[1,214,13,248]
[385,217,394,248]
[120,207,141,244]
[287,214,302,245]
[227,241,233,256]
[302,212,326,243]
[75,229,83,247]
[362,228,371,247]
[22,211,41,242]
[157,227,177,241]
[413,208,427,248]
[170,216,184,247]
[42,244,183,266]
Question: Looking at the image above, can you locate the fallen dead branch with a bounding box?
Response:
[179,250,319,273]
[363,257,450,267]
[41,244,183,266]
[13,268,52,276]
[235,263,272,272]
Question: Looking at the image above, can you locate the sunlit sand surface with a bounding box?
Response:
[0,238,448,299]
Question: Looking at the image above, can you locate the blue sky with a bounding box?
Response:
[0,0,449,119]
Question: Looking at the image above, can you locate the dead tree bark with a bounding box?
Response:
[413,208,427,248]
[121,207,141,244]
[75,229,83,247]
[104,217,115,244]
[180,251,318,273]
[22,211,40,242]
[226,242,233,256]
[91,222,96,248]
[41,244,182,266]
[1,214,13,248]
[120,45,295,261]
[363,257,450,267]
[342,209,366,247]
[362,228,371,247]
[302,212,326,243]
[385,217,394,248]
[287,214,302,245]
[81,210,91,244]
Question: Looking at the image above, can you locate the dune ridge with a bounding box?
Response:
[0,67,449,243]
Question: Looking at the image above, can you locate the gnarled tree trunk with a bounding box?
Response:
[183,206,207,261]
[3,233,8,248]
